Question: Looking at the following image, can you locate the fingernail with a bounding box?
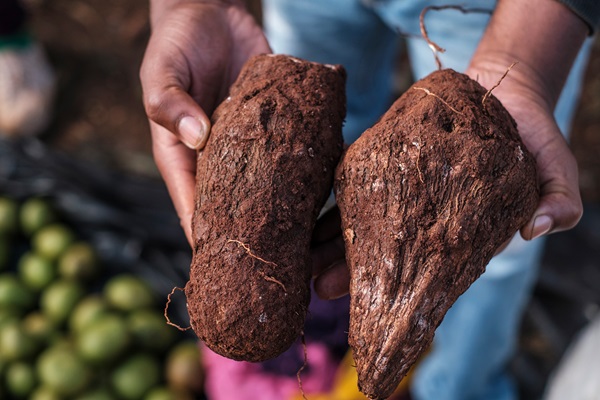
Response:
[179,116,208,149]
[531,214,553,240]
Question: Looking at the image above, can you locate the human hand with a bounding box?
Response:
[466,60,582,241]
[463,0,588,241]
[311,207,350,300]
[140,1,270,243]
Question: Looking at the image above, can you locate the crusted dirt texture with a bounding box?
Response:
[185,54,346,362]
[335,69,539,399]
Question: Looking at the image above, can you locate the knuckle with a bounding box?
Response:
[566,202,583,228]
[144,91,168,122]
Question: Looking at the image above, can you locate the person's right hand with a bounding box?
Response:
[140,0,271,243]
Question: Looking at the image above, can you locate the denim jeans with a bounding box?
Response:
[263,1,591,399]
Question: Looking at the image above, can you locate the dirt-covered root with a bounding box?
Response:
[185,54,346,362]
[335,69,538,399]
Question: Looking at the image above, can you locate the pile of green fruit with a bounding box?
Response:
[0,196,203,399]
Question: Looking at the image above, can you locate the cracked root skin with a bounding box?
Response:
[186,54,346,362]
[334,69,538,399]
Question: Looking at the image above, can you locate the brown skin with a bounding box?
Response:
[336,69,539,399]
[185,54,346,362]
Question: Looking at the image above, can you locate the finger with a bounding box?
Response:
[312,206,342,244]
[521,154,582,240]
[151,121,197,245]
[313,260,350,300]
[311,235,345,277]
[140,54,211,150]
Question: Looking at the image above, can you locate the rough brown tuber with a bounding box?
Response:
[334,69,539,399]
[184,54,346,362]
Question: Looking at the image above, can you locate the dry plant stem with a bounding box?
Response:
[296,333,309,400]
[419,5,492,70]
[481,61,519,106]
[164,286,191,331]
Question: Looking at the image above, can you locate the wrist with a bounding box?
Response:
[469,0,587,109]
[467,55,554,113]
[149,0,245,27]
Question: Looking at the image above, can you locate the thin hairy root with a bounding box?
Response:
[228,239,287,292]
[482,62,519,106]
[164,286,191,331]
[413,86,464,115]
[420,5,492,70]
[258,271,287,293]
[296,333,309,400]
[227,239,278,267]
[414,142,425,184]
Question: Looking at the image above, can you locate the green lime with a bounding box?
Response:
[76,314,130,365]
[20,197,57,236]
[0,273,34,311]
[40,280,85,324]
[69,295,108,333]
[30,386,62,400]
[6,361,37,397]
[128,309,175,353]
[111,354,160,400]
[58,242,99,281]
[0,197,19,235]
[0,321,38,361]
[165,341,204,393]
[104,274,155,311]
[18,252,56,291]
[33,223,75,261]
[37,345,91,396]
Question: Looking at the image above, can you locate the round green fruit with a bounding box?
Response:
[6,362,37,397]
[40,280,85,324]
[33,224,75,261]
[0,273,34,311]
[37,345,91,397]
[58,242,99,281]
[69,295,108,333]
[76,314,130,365]
[0,321,38,361]
[20,197,57,236]
[128,309,175,353]
[111,354,160,400]
[104,275,155,311]
[18,252,56,291]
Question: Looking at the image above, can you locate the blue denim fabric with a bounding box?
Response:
[263,1,591,399]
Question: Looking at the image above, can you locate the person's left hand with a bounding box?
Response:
[311,207,349,300]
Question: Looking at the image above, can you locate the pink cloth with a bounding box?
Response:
[203,342,339,400]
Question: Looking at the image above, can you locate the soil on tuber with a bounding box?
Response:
[184,54,346,362]
[334,68,539,399]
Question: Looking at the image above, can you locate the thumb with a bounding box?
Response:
[140,63,211,150]
[520,152,582,240]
